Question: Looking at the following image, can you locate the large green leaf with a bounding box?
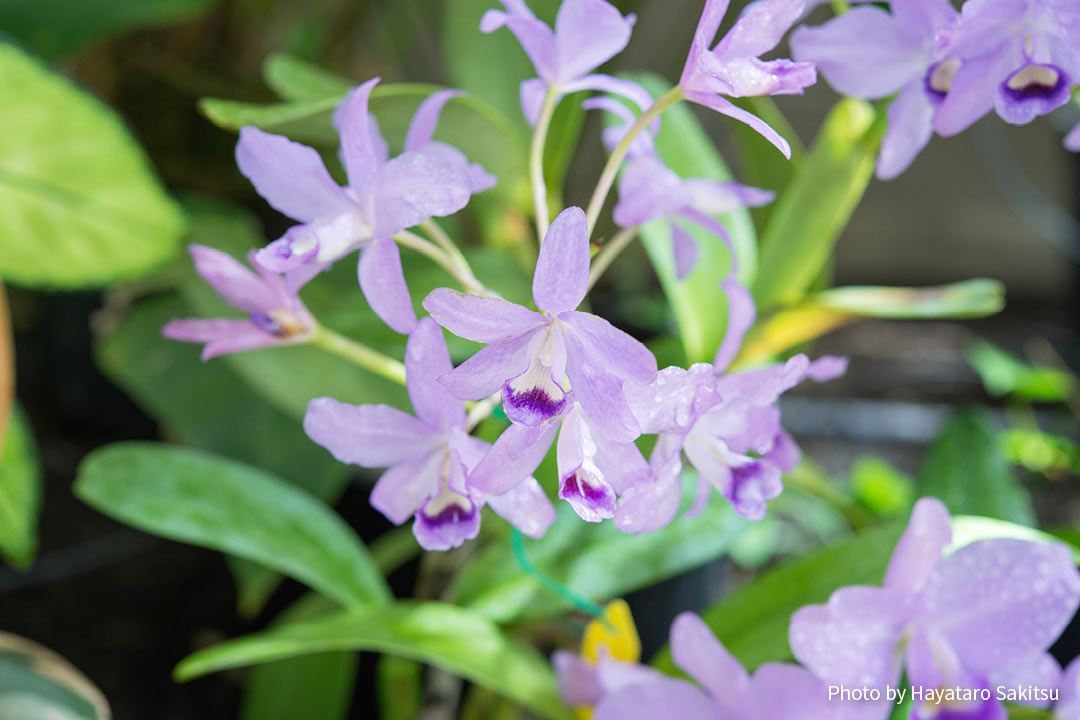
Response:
[95,290,352,614]
[175,601,572,720]
[241,594,357,720]
[0,0,218,59]
[916,408,1035,526]
[651,521,905,673]
[752,98,883,311]
[633,75,759,364]
[75,442,390,608]
[0,632,110,720]
[0,43,184,288]
[451,478,750,623]
[0,408,41,570]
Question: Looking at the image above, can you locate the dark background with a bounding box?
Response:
[2,0,1079,717]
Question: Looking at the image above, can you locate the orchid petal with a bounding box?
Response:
[303,397,441,468]
[560,311,657,384]
[469,421,558,495]
[439,331,536,401]
[337,79,384,196]
[406,318,465,430]
[423,289,545,343]
[370,450,442,525]
[685,91,791,158]
[554,0,635,81]
[358,237,418,334]
[533,207,590,314]
[405,89,463,152]
[670,612,749,714]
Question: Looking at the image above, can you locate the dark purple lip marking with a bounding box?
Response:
[1002,63,1068,103]
[250,311,284,336]
[420,500,477,528]
[559,470,616,522]
[502,382,567,426]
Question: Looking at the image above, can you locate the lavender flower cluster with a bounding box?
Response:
[556,499,1080,720]
[161,0,1080,556]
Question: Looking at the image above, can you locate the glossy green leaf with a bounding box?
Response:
[633,74,758,364]
[0,43,184,288]
[0,408,40,569]
[75,442,390,608]
[95,290,352,614]
[753,98,883,311]
[242,594,357,720]
[175,601,572,720]
[966,340,1075,402]
[0,0,217,59]
[652,521,904,672]
[735,279,1004,367]
[452,477,750,623]
[0,632,110,720]
[916,408,1035,526]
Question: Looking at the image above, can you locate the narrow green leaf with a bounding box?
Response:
[966,340,1075,402]
[262,53,353,101]
[0,43,184,288]
[736,279,1005,367]
[753,98,883,311]
[242,594,357,720]
[377,655,423,720]
[0,0,218,59]
[0,632,110,720]
[175,601,572,720]
[633,74,758,364]
[75,442,390,608]
[452,477,749,623]
[0,408,41,569]
[916,408,1035,526]
[652,521,905,673]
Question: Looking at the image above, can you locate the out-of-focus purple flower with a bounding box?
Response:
[791,0,960,179]
[618,355,846,532]
[235,79,494,334]
[1057,657,1080,719]
[680,0,817,158]
[423,208,656,522]
[563,612,865,720]
[423,206,656,440]
[162,244,315,360]
[934,0,1080,135]
[790,497,1080,719]
[1065,122,1080,152]
[303,318,555,550]
[479,0,649,125]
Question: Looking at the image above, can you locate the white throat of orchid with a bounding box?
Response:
[419,452,476,526]
[558,421,617,522]
[502,325,570,426]
[928,59,961,95]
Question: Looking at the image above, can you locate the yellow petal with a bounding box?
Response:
[582,599,640,664]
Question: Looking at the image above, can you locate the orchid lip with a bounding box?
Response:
[925,59,961,101]
[559,467,616,522]
[1002,62,1067,101]
[418,487,477,529]
[502,327,569,426]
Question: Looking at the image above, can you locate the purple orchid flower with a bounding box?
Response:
[423,206,657,522]
[303,318,555,550]
[680,0,817,158]
[790,0,960,180]
[162,244,315,359]
[423,206,657,439]
[1057,657,1080,719]
[933,0,1080,137]
[618,355,847,532]
[790,497,1080,720]
[235,79,495,335]
[556,612,869,720]
[479,0,650,125]
[588,94,774,280]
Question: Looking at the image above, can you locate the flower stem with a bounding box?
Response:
[310,325,407,385]
[418,220,500,299]
[530,87,561,244]
[465,394,500,432]
[584,86,684,236]
[511,528,609,623]
[395,230,492,297]
[587,227,638,292]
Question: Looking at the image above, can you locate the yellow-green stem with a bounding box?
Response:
[395,231,490,297]
[311,325,406,385]
[530,87,561,244]
[585,86,683,236]
[587,227,638,292]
